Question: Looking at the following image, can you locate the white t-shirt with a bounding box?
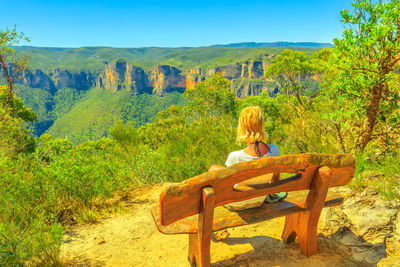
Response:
[225,144,280,167]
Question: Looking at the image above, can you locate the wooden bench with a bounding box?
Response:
[151,153,355,267]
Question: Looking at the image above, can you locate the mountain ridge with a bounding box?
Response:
[15,46,320,73]
[16,41,333,50]
[211,41,333,48]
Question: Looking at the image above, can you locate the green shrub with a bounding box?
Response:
[351,151,400,199]
[0,154,62,266]
[0,135,134,265]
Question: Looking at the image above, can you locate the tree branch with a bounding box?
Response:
[0,55,14,109]
[388,54,400,70]
[334,123,347,153]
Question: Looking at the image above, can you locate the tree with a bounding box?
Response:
[331,0,400,151]
[265,49,318,111]
[184,73,237,119]
[0,26,30,110]
[0,85,36,122]
[0,88,36,155]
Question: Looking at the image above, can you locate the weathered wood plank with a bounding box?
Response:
[232,173,301,192]
[160,153,355,226]
[151,191,344,235]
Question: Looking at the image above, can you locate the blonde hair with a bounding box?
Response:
[237,106,267,143]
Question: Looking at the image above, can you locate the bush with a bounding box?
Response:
[351,151,400,199]
[0,135,134,265]
[0,154,62,266]
[0,106,36,156]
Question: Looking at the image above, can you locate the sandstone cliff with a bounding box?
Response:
[230,79,278,99]
[96,60,149,94]
[16,59,280,98]
[23,69,57,94]
[50,69,94,91]
[207,60,265,79]
[184,68,205,90]
[147,65,186,96]
[207,60,277,98]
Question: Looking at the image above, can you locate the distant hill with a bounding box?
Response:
[211,42,333,48]
[15,45,320,73]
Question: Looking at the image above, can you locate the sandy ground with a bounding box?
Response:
[60,184,391,267]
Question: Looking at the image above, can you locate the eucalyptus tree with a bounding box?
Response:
[0,26,30,110]
[265,49,312,109]
[331,0,400,151]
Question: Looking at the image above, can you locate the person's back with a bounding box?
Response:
[225,143,280,166]
[209,106,287,240]
[209,106,278,170]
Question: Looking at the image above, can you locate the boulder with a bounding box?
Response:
[320,187,400,246]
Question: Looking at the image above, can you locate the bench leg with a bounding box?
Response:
[188,187,215,267]
[281,213,298,244]
[282,211,319,256]
[188,233,199,265]
[281,166,332,256]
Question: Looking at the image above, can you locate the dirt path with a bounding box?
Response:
[60,184,390,266]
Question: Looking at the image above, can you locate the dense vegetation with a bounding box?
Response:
[15,85,185,143]
[16,46,319,73]
[1,0,399,265]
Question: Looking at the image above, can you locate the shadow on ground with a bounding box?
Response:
[212,227,386,267]
[62,256,106,267]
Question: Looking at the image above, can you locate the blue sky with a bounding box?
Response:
[0,0,353,48]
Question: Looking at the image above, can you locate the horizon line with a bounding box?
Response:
[15,41,334,50]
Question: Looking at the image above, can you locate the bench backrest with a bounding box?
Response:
[159,153,355,226]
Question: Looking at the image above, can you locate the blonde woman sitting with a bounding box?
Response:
[209,106,287,240]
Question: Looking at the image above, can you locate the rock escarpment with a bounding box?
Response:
[148,65,186,96]
[19,68,93,95]
[231,79,279,98]
[50,69,94,91]
[184,68,205,90]
[207,60,266,79]
[15,59,280,98]
[96,60,149,94]
[207,60,278,98]
[23,69,57,94]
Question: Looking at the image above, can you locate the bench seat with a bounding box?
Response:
[151,190,343,235]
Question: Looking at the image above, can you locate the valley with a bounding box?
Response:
[13,45,321,142]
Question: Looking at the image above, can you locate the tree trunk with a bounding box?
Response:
[5,79,13,109]
[334,123,347,153]
[356,85,383,151]
[0,55,13,110]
